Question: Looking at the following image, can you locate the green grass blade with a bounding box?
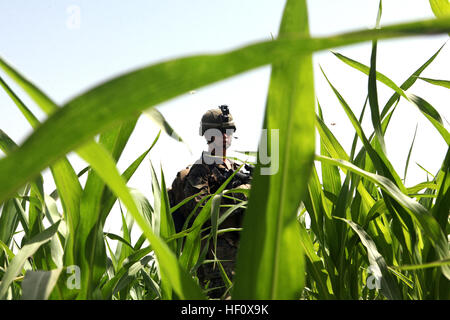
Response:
[0,58,58,114]
[104,236,118,273]
[0,129,18,154]
[101,246,153,299]
[216,199,247,227]
[368,3,387,154]
[77,141,205,299]
[321,67,406,192]
[100,131,160,220]
[76,121,145,298]
[113,202,134,270]
[392,258,450,271]
[210,194,222,269]
[12,198,30,237]
[161,167,177,242]
[332,51,408,101]
[76,161,109,298]
[21,268,62,300]
[404,124,418,182]
[0,131,28,257]
[375,1,383,28]
[316,154,450,279]
[406,182,437,194]
[0,213,17,264]
[381,42,446,119]
[431,146,450,231]
[298,223,333,299]
[350,96,369,161]
[0,239,15,261]
[170,192,201,215]
[418,76,450,89]
[315,154,425,218]
[315,115,349,161]
[99,120,138,164]
[0,61,83,267]
[303,165,329,245]
[112,255,153,297]
[333,42,446,121]
[44,194,68,238]
[104,233,133,250]
[49,160,82,267]
[148,161,176,300]
[144,108,185,143]
[416,162,436,179]
[315,114,377,218]
[407,94,450,145]
[73,117,137,298]
[150,162,176,244]
[0,221,60,299]
[27,176,44,238]
[233,0,312,299]
[318,104,342,199]
[0,76,39,127]
[130,190,153,230]
[140,268,162,300]
[234,150,258,158]
[334,217,401,300]
[429,0,450,18]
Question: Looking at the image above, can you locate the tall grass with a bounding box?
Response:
[0,0,449,300]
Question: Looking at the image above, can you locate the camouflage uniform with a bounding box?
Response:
[169,151,251,298]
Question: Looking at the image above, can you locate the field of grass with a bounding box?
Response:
[0,0,449,300]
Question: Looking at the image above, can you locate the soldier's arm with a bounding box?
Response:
[169,167,192,233]
[183,165,211,222]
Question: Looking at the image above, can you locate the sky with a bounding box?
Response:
[0,0,449,237]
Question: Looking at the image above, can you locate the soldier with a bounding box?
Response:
[168,105,252,299]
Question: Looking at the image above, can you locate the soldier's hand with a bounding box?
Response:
[230,183,251,201]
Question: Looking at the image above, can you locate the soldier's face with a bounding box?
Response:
[223,131,233,149]
[211,133,232,150]
[205,128,233,150]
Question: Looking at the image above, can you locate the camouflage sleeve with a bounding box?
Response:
[183,164,211,222]
[167,188,175,208]
[169,167,191,232]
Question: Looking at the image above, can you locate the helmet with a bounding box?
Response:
[199,105,236,136]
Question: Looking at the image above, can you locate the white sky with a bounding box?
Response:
[0,1,449,237]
